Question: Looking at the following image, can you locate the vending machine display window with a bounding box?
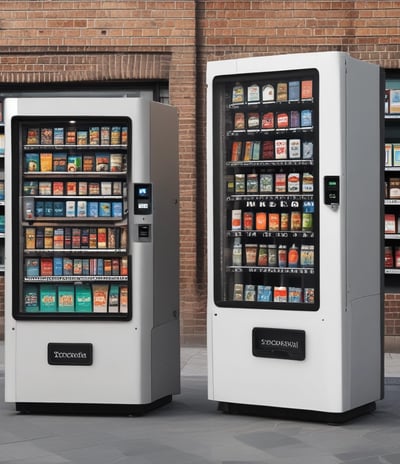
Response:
[12,116,131,320]
[212,69,319,311]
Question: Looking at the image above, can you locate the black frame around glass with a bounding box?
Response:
[212,68,320,311]
[12,116,132,320]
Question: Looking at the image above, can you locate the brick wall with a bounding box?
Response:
[0,1,205,345]
[0,1,400,347]
[196,0,400,350]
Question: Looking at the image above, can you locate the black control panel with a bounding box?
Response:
[134,183,152,215]
[324,176,340,207]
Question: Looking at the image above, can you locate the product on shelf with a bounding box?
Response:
[20,120,130,318]
[220,72,318,308]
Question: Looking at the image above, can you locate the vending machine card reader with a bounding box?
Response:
[324,176,340,210]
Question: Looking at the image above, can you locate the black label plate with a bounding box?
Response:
[48,343,93,366]
[252,328,305,361]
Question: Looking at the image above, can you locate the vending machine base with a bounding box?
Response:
[218,401,376,425]
[16,395,172,416]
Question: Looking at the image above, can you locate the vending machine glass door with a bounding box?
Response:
[212,69,319,310]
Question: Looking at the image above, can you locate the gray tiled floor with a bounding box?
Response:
[0,344,400,464]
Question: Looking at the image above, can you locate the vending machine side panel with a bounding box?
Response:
[344,57,384,406]
[149,101,180,399]
[4,98,18,401]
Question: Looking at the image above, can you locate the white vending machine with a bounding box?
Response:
[207,52,384,422]
[4,97,180,414]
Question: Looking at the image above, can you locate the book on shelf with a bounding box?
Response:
[97,228,107,248]
[100,181,112,196]
[119,286,128,313]
[73,258,82,276]
[24,285,40,312]
[72,227,81,249]
[108,284,120,313]
[88,182,100,195]
[301,80,313,100]
[53,153,67,171]
[99,202,111,217]
[75,285,92,312]
[53,127,64,145]
[104,259,112,276]
[25,153,40,172]
[81,228,89,248]
[44,227,54,249]
[385,213,397,234]
[53,257,63,276]
[276,82,288,101]
[111,126,121,145]
[26,128,40,145]
[40,128,53,145]
[52,182,64,196]
[44,201,54,217]
[100,126,110,145]
[53,228,64,249]
[288,81,300,101]
[58,285,75,312]
[0,133,4,154]
[79,181,88,195]
[113,181,123,196]
[67,154,82,172]
[107,228,116,249]
[66,182,77,196]
[386,143,393,166]
[92,284,109,312]
[389,89,400,113]
[53,201,65,217]
[65,128,76,145]
[77,200,87,217]
[39,181,52,195]
[65,200,76,217]
[23,181,39,196]
[262,140,274,160]
[110,153,123,172]
[25,258,39,277]
[113,259,121,275]
[64,228,72,249]
[89,228,97,248]
[393,143,400,166]
[63,257,73,275]
[231,141,242,161]
[120,256,128,276]
[35,227,44,249]
[82,259,90,276]
[121,126,128,145]
[25,227,36,249]
[40,258,53,277]
[97,258,104,275]
[83,155,95,172]
[95,153,110,172]
[302,141,313,159]
[89,127,100,145]
[77,130,88,145]
[87,202,99,217]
